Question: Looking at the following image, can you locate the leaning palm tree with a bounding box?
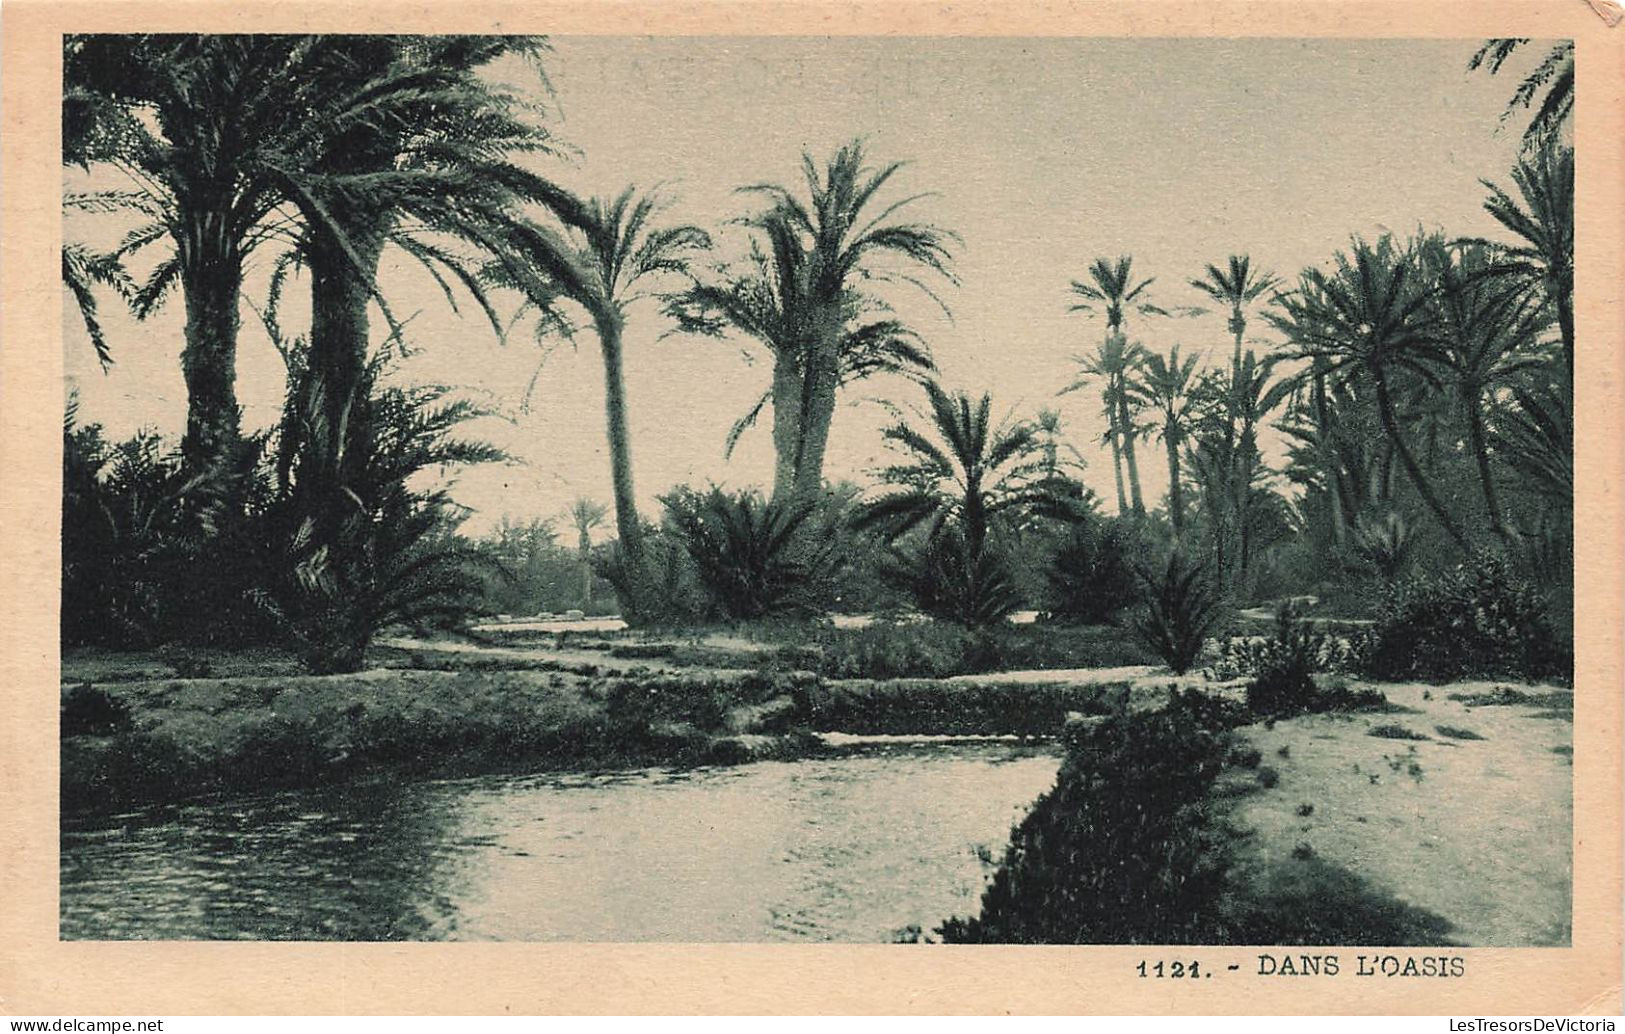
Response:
[1189,254,1280,371]
[491,187,711,587]
[567,498,608,608]
[1269,236,1469,549]
[1468,141,1574,381]
[1467,39,1573,150]
[1420,237,1552,542]
[1128,345,1202,536]
[1067,256,1170,514]
[669,140,957,502]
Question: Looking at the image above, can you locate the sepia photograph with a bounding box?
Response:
[48,29,1585,950]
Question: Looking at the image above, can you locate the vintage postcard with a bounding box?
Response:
[1,0,1621,1017]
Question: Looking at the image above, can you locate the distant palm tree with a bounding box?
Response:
[1467,39,1573,150]
[567,498,609,608]
[671,140,956,502]
[1067,256,1168,514]
[1469,142,1574,381]
[1060,331,1143,515]
[1128,345,1202,536]
[492,187,711,584]
[1189,254,1280,371]
[1270,236,1468,549]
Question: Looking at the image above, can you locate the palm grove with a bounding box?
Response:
[62,35,1574,679]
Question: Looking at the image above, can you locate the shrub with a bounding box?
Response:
[1044,517,1139,625]
[1241,604,1356,716]
[1358,551,1570,683]
[888,527,1024,629]
[61,683,132,737]
[940,701,1238,943]
[661,486,835,621]
[1134,551,1223,675]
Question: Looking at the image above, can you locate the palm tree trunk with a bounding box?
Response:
[1118,387,1145,515]
[1310,365,1347,547]
[595,311,646,571]
[1463,387,1510,541]
[792,347,841,501]
[1165,433,1183,535]
[1107,425,1127,515]
[769,349,802,502]
[1373,367,1469,549]
[308,221,388,490]
[578,531,594,608]
[178,237,244,482]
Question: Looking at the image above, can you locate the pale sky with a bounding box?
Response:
[63,37,1536,537]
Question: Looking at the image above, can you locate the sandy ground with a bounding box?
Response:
[1226,680,1572,947]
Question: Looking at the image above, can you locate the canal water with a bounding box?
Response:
[60,744,1058,941]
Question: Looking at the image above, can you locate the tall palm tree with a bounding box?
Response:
[567,498,608,608]
[63,35,314,476]
[1059,332,1142,516]
[1189,254,1280,371]
[1467,39,1573,150]
[1470,142,1574,381]
[670,140,957,502]
[1067,255,1168,515]
[1270,236,1469,549]
[492,187,711,582]
[1128,345,1202,536]
[1420,238,1551,541]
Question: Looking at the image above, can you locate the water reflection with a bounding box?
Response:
[61,745,1059,942]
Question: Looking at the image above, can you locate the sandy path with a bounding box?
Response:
[1227,680,1572,946]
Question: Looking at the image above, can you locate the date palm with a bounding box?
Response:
[1128,345,1202,536]
[670,141,956,502]
[1468,39,1573,150]
[1468,141,1574,381]
[1420,238,1550,541]
[1270,236,1468,549]
[567,498,608,608]
[1189,254,1280,371]
[1067,255,1168,515]
[1060,330,1144,516]
[490,186,711,588]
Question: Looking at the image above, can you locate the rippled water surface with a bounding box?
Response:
[61,745,1058,941]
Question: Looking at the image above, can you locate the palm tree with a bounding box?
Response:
[1467,39,1573,150]
[1270,236,1469,549]
[492,187,711,584]
[1470,142,1574,381]
[567,498,608,608]
[1067,256,1169,514]
[857,380,1052,626]
[1189,254,1280,371]
[1128,345,1202,536]
[670,140,957,502]
[1060,331,1144,516]
[63,35,314,476]
[858,381,1049,560]
[1420,238,1551,541]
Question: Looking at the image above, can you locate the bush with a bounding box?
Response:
[888,527,1023,629]
[1241,604,1357,716]
[1358,551,1570,683]
[940,699,1238,943]
[1045,517,1140,625]
[61,683,132,737]
[661,486,835,621]
[1134,551,1224,675]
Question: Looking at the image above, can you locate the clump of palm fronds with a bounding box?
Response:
[1045,516,1141,625]
[661,485,834,621]
[265,350,504,673]
[1134,550,1224,675]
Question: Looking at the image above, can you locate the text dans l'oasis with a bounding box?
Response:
[1257,953,1467,977]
